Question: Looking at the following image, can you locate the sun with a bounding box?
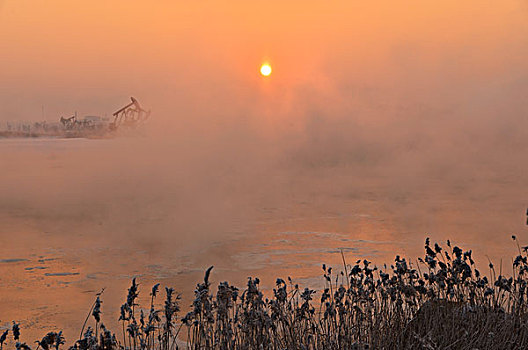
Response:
[260,63,272,77]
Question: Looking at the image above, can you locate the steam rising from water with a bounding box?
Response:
[1,0,528,340]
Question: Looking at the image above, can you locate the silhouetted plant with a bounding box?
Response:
[4,238,528,349]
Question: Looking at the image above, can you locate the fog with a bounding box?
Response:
[1,0,528,339]
[1,0,528,267]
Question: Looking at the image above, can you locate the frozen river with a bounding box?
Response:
[0,135,527,341]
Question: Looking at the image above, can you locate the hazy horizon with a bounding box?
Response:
[2,0,528,341]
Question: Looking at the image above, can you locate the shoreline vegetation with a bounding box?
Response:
[2,238,528,349]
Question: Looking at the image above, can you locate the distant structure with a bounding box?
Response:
[60,114,77,129]
[59,97,150,133]
[1,97,150,139]
[109,97,150,131]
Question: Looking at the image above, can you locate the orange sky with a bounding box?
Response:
[2,2,528,340]
[1,0,527,128]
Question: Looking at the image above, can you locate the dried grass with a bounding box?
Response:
[3,237,528,349]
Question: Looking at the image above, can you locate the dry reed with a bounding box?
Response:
[3,238,528,349]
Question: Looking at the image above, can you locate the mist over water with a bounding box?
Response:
[2,95,528,338]
[1,0,528,342]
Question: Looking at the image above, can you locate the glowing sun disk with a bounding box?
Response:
[260,63,272,76]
